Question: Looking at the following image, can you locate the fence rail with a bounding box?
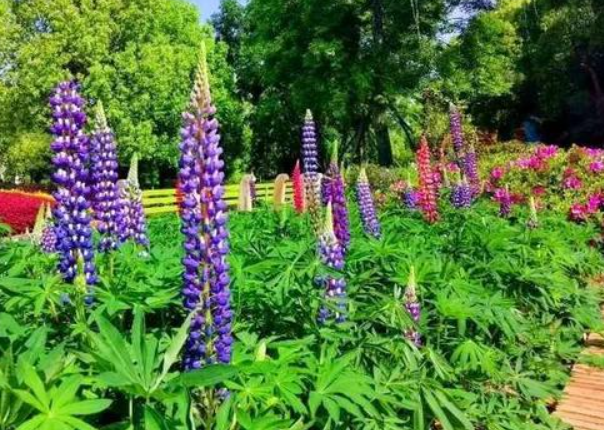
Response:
[142,181,292,215]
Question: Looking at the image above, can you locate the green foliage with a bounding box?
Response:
[441,0,604,141]
[0,0,247,186]
[1,195,602,429]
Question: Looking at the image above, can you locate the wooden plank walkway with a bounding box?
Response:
[553,305,604,430]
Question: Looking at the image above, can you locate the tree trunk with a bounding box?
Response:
[375,122,393,166]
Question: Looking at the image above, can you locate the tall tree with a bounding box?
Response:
[235,0,448,175]
[0,0,246,186]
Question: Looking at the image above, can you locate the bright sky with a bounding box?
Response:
[188,0,220,22]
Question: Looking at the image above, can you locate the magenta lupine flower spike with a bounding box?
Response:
[49,81,97,303]
[90,102,122,252]
[326,143,350,250]
[494,187,512,218]
[317,203,347,324]
[356,168,381,238]
[301,110,322,234]
[404,266,421,347]
[178,43,233,370]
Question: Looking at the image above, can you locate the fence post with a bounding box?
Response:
[273,174,289,210]
[238,174,254,212]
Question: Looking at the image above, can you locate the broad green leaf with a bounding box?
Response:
[177,364,238,388]
[60,399,113,416]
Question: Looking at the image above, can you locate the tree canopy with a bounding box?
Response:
[0,0,245,186]
[0,0,603,183]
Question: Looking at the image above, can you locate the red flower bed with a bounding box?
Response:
[0,191,54,234]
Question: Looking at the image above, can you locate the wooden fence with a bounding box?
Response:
[143,181,292,216]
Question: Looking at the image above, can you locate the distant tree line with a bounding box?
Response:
[0,0,602,184]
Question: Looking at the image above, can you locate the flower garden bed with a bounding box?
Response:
[0,190,53,234]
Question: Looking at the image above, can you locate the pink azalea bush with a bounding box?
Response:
[482,143,604,222]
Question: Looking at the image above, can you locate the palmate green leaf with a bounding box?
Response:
[92,314,140,386]
[52,376,82,410]
[433,391,474,430]
[18,362,49,411]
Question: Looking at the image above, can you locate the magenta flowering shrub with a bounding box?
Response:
[483,143,604,222]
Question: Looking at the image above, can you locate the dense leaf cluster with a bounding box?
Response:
[0,199,602,429]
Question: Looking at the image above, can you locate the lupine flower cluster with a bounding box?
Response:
[301,110,322,234]
[31,203,56,253]
[125,155,149,247]
[390,180,419,210]
[448,105,480,199]
[416,136,439,223]
[292,160,305,213]
[116,180,135,242]
[356,168,381,238]
[464,145,480,195]
[404,187,419,210]
[324,145,350,250]
[178,45,233,370]
[494,187,512,218]
[449,104,464,164]
[316,204,346,324]
[450,180,472,209]
[90,103,121,252]
[403,266,421,347]
[41,223,57,253]
[49,81,97,300]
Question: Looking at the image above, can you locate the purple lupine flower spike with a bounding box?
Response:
[302,110,322,234]
[90,102,121,252]
[317,203,347,324]
[41,224,57,253]
[450,178,472,209]
[495,187,512,218]
[403,173,418,210]
[403,266,421,347]
[356,168,381,238]
[464,144,480,197]
[126,155,149,248]
[116,179,134,242]
[449,103,465,166]
[326,143,350,250]
[179,43,233,370]
[49,81,97,302]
